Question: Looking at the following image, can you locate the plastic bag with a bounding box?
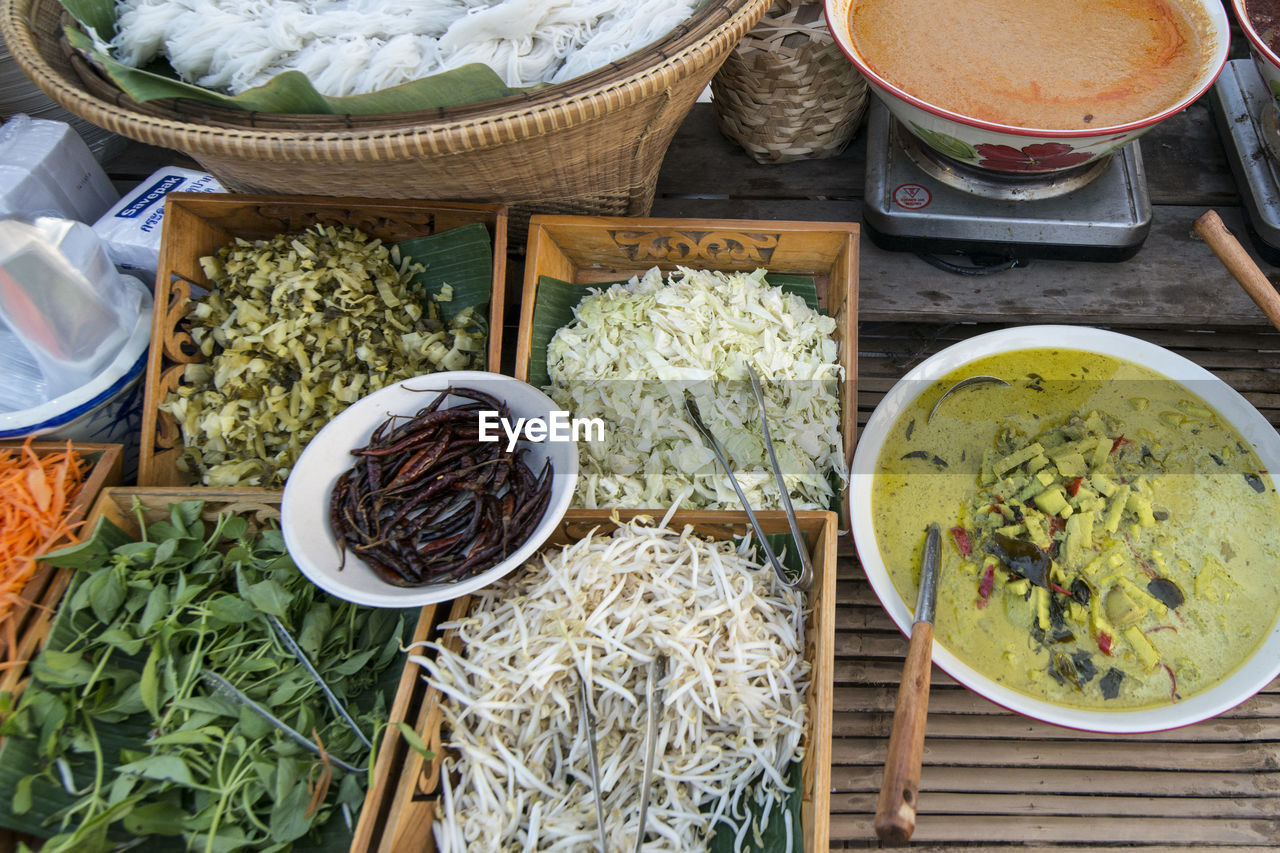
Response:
[0,115,119,222]
[0,216,149,407]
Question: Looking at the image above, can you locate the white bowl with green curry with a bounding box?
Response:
[851,326,1280,732]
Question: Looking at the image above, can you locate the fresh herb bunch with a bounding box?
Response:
[0,499,413,852]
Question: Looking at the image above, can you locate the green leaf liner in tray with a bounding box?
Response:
[400,223,494,328]
[0,498,418,852]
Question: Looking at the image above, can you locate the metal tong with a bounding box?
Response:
[579,674,608,853]
[683,367,813,590]
[200,615,372,775]
[578,653,668,853]
[633,653,666,853]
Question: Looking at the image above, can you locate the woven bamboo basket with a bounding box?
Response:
[710,0,868,163]
[0,0,770,233]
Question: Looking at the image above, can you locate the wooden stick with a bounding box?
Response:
[1193,210,1280,332]
[874,620,934,845]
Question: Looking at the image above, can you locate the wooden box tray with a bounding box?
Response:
[0,441,122,699]
[364,508,837,852]
[138,193,510,488]
[515,215,858,521]
[0,486,440,853]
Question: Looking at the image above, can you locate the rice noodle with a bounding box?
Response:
[410,517,810,851]
[105,0,699,96]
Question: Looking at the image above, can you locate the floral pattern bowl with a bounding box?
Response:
[823,0,1229,175]
[1234,0,1280,114]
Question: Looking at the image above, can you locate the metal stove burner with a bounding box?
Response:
[862,98,1152,263]
[1208,60,1280,265]
[1259,99,1280,164]
[894,122,1112,201]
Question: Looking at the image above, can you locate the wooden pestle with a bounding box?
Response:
[1193,210,1280,332]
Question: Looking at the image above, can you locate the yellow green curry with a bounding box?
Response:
[873,348,1280,709]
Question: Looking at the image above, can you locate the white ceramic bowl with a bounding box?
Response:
[849,326,1280,732]
[282,371,578,608]
[824,0,1229,174]
[1234,0,1280,110]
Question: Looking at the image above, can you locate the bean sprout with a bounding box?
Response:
[410,517,810,851]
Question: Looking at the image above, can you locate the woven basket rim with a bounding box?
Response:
[0,0,768,155]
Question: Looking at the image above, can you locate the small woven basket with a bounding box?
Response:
[711,0,867,163]
[0,0,770,237]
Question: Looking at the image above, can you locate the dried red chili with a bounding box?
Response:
[329,385,553,586]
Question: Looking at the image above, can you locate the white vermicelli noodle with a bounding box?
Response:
[105,0,698,97]
[410,518,811,852]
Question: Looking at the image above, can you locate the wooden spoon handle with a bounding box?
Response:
[1193,210,1280,332]
[874,621,934,846]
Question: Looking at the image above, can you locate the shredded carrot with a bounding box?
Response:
[0,437,88,669]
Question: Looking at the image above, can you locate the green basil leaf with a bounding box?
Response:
[115,541,158,563]
[267,778,314,843]
[172,500,205,534]
[241,579,292,618]
[106,771,139,807]
[146,521,182,543]
[174,695,239,718]
[108,681,149,717]
[146,730,218,747]
[153,537,179,565]
[140,648,161,719]
[122,584,151,615]
[273,757,299,805]
[298,603,332,658]
[12,775,33,815]
[206,595,260,624]
[138,584,171,635]
[190,824,250,853]
[257,530,287,554]
[237,705,274,740]
[265,680,306,708]
[122,800,189,835]
[97,627,144,656]
[32,650,95,687]
[220,516,249,542]
[88,569,127,625]
[233,658,279,674]
[338,771,365,808]
[392,721,432,760]
[117,754,198,787]
[330,648,376,676]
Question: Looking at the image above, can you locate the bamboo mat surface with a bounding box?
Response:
[833,322,1280,849]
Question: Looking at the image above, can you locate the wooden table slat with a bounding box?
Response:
[832,764,1280,798]
[827,813,1278,846]
[830,792,1280,818]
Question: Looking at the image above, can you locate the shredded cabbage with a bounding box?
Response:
[545,266,845,510]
